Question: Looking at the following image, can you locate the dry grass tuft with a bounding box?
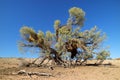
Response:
[18,59,30,67]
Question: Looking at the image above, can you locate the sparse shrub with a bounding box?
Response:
[18,7,110,67]
[96,50,110,60]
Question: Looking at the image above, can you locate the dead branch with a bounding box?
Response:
[17,70,52,77]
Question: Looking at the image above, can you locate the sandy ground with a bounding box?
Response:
[0,58,120,80]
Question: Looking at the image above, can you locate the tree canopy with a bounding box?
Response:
[18,7,110,67]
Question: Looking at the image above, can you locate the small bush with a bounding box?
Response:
[19,59,30,67]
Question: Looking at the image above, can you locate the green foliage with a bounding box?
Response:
[46,31,53,41]
[69,7,85,17]
[68,7,85,26]
[81,26,106,50]
[18,7,110,64]
[96,50,110,60]
[54,20,60,30]
[20,26,37,42]
[59,26,71,35]
[55,36,64,52]
[37,30,44,39]
[20,26,36,36]
[84,53,93,59]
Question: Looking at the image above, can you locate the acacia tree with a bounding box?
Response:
[18,7,110,66]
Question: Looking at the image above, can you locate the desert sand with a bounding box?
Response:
[0,58,120,80]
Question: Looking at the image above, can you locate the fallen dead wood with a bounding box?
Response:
[16,70,52,77]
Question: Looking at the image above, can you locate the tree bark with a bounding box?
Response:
[71,48,77,59]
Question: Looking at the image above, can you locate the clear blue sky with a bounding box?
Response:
[0,0,120,58]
